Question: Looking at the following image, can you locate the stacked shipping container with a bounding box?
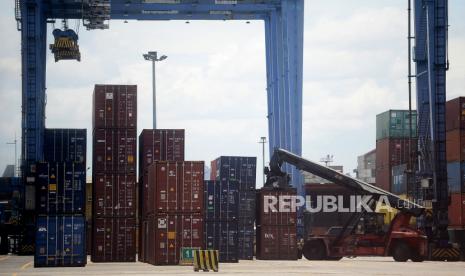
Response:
[35,128,87,267]
[141,161,204,265]
[91,85,137,262]
[138,129,185,263]
[256,188,298,260]
[204,180,239,262]
[375,110,417,193]
[446,97,465,229]
[210,156,257,260]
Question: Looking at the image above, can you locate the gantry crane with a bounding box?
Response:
[13,1,456,258]
[14,0,305,251]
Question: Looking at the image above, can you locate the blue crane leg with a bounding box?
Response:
[265,0,304,197]
[21,0,46,176]
[414,0,448,241]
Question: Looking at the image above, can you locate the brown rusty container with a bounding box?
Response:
[93,173,136,217]
[446,97,465,131]
[91,217,136,262]
[93,129,137,173]
[448,193,465,229]
[256,188,297,226]
[93,85,137,129]
[375,138,416,192]
[256,225,298,260]
[138,129,185,177]
[143,213,204,265]
[210,159,217,181]
[446,129,465,162]
[144,161,204,216]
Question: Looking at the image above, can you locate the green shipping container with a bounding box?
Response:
[376,110,417,140]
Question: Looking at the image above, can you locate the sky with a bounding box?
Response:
[0,1,464,186]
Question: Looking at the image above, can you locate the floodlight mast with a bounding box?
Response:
[143,51,167,129]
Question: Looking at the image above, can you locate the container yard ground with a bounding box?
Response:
[1,256,465,276]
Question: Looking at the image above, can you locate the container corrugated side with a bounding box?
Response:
[138,129,185,177]
[36,162,86,215]
[93,173,136,217]
[44,128,87,163]
[446,129,465,162]
[91,217,136,262]
[375,138,415,192]
[376,110,417,140]
[204,220,239,263]
[448,193,465,229]
[35,215,86,267]
[392,164,408,195]
[446,97,465,131]
[204,180,239,221]
[238,189,256,224]
[93,85,137,129]
[213,156,257,190]
[144,213,204,265]
[256,188,297,226]
[145,161,204,215]
[256,224,297,260]
[447,162,465,193]
[237,221,254,260]
[93,129,137,173]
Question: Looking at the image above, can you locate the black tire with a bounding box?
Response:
[303,240,327,260]
[392,242,411,262]
[411,250,425,262]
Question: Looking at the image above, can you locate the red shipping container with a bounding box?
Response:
[93,85,137,129]
[145,161,204,215]
[256,225,298,260]
[93,173,136,217]
[448,193,465,229]
[256,188,297,226]
[92,217,136,262]
[144,213,204,265]
[375,138,415,192]
[93,129,137,173]
[138,129,185,177]
[446,97,465,131]
[446,130,465,162]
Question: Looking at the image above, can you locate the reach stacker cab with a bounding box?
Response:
[265,148,428,262]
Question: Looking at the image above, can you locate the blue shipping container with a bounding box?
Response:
[212,156,257,190]
[205,220,238,263]
[238,221,254,260]
[44,128,87,163]
[239,190,255,223]
[35,215,86,267]
[391,164,407,195]
[447,162,465,193]
[204,180,239,221]
[36,162,86,214]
